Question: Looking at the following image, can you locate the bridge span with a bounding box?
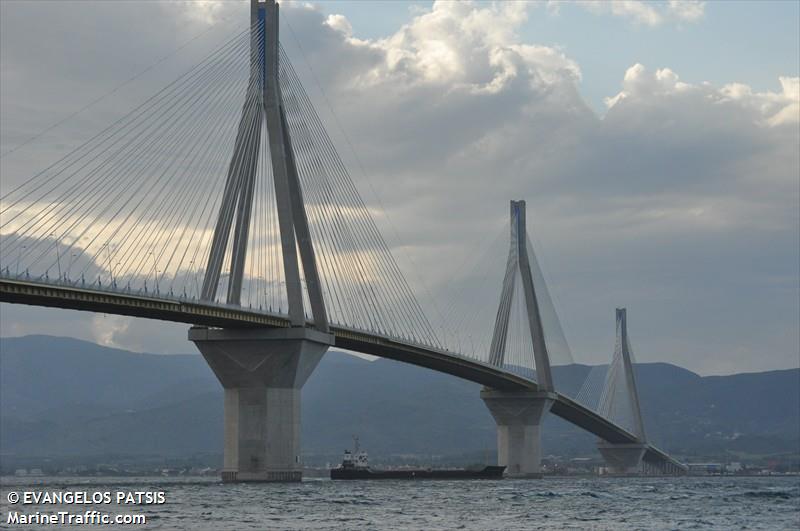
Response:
[0,276,685,474]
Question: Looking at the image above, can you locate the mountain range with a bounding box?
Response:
[1,335,797,469]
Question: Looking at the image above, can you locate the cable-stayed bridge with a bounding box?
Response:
[0,0,685,481]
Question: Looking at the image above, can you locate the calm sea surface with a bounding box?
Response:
[2,476,798,530]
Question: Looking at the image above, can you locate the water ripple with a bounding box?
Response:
[1,476,798,530]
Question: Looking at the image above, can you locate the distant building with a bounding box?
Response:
[725,462,743,473]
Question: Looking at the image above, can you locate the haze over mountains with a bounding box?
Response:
[1,335,797,468]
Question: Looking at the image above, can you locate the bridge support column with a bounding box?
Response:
[480,389,556,478]
[597,441,646,475]
[189,326,332,482]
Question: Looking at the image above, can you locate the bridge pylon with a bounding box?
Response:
[190,0,331,483]
[481,200,556,478]
[199,0,326,329]
[596,308,647,475]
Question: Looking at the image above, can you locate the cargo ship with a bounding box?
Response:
[330,438,505,480]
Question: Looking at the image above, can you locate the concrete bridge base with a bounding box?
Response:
[597,441,646,475]
[189,326,332,482]
[480,389,556,478]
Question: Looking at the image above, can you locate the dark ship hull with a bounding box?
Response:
[331,465,505,480]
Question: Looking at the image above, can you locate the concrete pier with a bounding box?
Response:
[189,326,332,482]
[480,389,556,478]
[597,441,646,475]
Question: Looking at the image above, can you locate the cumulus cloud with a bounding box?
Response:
[91,314,130,348]
[317,0,579,95]
[667,0,706,22]
[606,64,799,128]
[557,0,705,26]
[721,76,800,127]
[170,0,229,25]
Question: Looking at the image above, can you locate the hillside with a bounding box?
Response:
[1,335,797,468]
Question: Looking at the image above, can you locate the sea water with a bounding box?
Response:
[2,476,798,530]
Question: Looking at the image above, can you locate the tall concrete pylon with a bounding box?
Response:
[481,200,557,478]
[597,308,648,474]
[199,0,327,331]
[190,0,332,483]
[487,200,554,390]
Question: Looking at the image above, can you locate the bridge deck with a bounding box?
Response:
[0,278,685,471]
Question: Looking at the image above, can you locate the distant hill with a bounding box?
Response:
[1,335,797,467]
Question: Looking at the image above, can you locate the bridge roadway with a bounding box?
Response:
[0,277,685,472]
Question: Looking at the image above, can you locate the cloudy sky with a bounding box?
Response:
[1,0,798,376]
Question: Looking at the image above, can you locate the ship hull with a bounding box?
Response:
[330,466,505,480]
